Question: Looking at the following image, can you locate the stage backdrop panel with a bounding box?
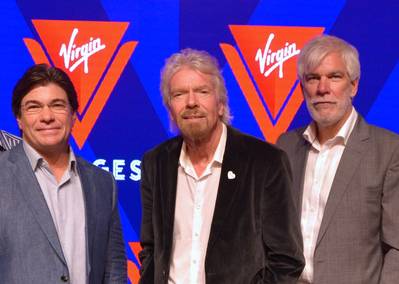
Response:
[0,0,398,282]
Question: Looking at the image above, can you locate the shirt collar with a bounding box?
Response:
[303,107,358,147]
[23,141,77,173]
[179,123,227,174]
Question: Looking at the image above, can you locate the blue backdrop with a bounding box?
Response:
[0,0,398,282]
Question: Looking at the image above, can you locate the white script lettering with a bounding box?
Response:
[59,28,106,74]
[255,33,300,78]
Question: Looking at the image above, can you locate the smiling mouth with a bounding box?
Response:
[38,128,60,132]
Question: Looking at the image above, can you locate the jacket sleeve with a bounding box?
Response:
[259,150,305,283]
[138,152,155,284]
[380,144,399,284]
[104,175,128,284]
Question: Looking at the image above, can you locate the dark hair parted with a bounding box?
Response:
[12,63,79,117]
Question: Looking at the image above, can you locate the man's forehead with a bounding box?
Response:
[170,68,214,87]
[22,84,68,102]
[306,52,347,73]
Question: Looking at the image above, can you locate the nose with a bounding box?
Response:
[186,90,199,107]
[39,105,55,122]
[317,76,330,95]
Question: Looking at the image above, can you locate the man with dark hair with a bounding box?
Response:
[277,35,399,283]
[0,63,127,283]
[139,49,304,284]
[11,63,79,116]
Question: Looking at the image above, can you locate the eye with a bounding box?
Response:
[197,88,211,97]
[330,74,343,81]
[171,92,183,99]
[171,89,190,100]
[25,104,42,113]
[305,75,319,83]
[51,102,67,111]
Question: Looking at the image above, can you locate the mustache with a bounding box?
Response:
[181,109,206,118]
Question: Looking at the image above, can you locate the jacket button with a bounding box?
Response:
[60,275,69,282]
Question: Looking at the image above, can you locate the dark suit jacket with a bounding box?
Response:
[0,144,127,283]
[139,126,305,284]
[277,116,399,284]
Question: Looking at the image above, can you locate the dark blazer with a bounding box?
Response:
[139,126,305,284]
[277,116,399,283]
[0,144,127,283]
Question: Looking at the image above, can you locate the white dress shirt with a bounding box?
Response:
[298,108,357,283]
[168,124,227,284]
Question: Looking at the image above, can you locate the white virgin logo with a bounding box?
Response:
[59,28,106,74]
[255,33,300,79]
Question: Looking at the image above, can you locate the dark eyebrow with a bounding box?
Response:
[23,98,68,105]
[22,99,40,104]
[50,98,68,104]
[304,73,320,78]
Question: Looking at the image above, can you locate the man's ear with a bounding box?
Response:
[300,81,305,96]
[16,116,22,130]
[218,103,225,118]
[350,79,359,98]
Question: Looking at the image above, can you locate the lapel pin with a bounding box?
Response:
[227,170,236,180]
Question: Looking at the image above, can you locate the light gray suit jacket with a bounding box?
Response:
[277,116,399,284]
[0,144,127,284]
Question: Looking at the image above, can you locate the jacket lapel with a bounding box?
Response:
[76,159,96,271]
[160,138,182,253]
[10,144,67,265]
[292,130,310,218]
[316,117,370,246]
[206,127,245,251]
